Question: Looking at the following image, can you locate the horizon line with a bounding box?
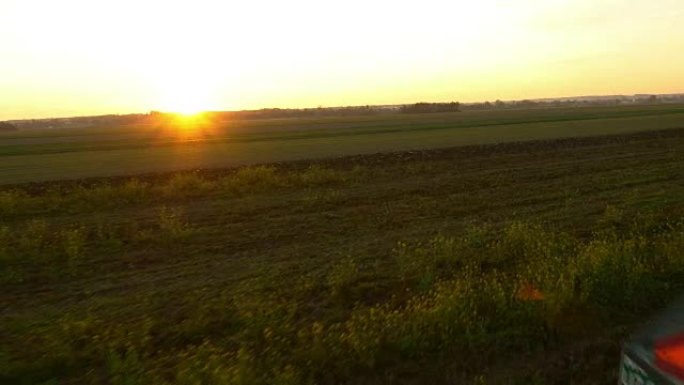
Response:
[5,91,683,122]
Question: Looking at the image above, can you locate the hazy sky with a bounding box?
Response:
[1,0,683,119]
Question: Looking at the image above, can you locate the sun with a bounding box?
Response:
[153,67,220,116]
[161,90,212,116]
[148,70,222,135]
[173,104,205,116]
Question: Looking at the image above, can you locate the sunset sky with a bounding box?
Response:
[1,0,683,120]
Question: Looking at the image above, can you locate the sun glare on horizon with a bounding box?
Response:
[167,103,207,116]
[143,42,226,117]
[155,77,218,116]
[154,110,216,139]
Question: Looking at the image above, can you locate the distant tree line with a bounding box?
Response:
[461,94,684,111]
[400,102,460,114]
[0,122,18,132]
[215,105,387,120]
[10,114,150,130]
[10,94,684,129]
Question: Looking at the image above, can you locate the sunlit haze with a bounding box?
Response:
[1,0,683,120]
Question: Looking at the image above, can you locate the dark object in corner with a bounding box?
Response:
[620,294,684,385]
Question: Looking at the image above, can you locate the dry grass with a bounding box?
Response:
[1,128,683,384]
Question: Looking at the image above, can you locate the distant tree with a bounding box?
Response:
[0,122,17,132]
[400,102,460,114]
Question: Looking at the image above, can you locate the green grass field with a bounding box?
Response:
[2,104,684,184]
[2,105,684,384]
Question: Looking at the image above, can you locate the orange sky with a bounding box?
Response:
[1,0,683,120]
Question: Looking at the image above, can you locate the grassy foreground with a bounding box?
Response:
[1,128,684,384]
